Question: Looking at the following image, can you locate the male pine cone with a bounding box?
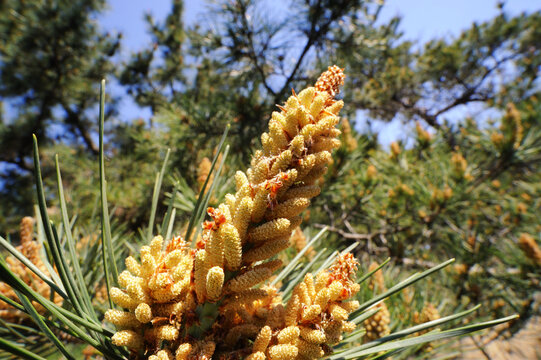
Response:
[194,65,346,303]
[106,65,349,360]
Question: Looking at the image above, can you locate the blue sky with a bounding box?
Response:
[100,0,540,146]
[101,0,539,49]
[379,0,537,42]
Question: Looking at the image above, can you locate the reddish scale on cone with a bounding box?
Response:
[263,172,291,209]
[278,172,291,182]
[166,236,186,253]
[328,253,358,286]
[264,179,283,209]
[207,207,227,229]
[196,231,210,249]
[152,262,175,289]
[203,221,215,231]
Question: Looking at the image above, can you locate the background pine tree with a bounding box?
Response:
[0,0,120,232]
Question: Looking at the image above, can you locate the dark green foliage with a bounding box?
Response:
[0,0,120,233]
[335,10,541,131]
[311,98,541,319]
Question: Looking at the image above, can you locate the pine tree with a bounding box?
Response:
[0,0,120,233]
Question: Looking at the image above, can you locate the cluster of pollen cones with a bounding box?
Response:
[106,66,365,360]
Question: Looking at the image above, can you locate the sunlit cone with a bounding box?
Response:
[0,216,63,321]
[413,303,441,352]
[390,141,401,158]
[518,233,541,266]
[368,262,386,292]
[363,302,391,342]
[341,118,358,151]
[107,66,359,359]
